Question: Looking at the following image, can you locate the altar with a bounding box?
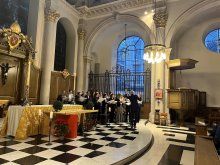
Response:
[0,104,98,140]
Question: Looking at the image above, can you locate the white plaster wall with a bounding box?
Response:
[175,18,220,107]
[166,0,202,34]
[88,20,151,72]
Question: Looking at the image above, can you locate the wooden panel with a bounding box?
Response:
[0,54,22,103]
[140,103,151,119]
[29,65,41,104]
[49,71,75,104]
[167,89,198,110]
[168,91,182,109]
[195,136,220,165]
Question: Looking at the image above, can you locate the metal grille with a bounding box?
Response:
[88,66,151,103]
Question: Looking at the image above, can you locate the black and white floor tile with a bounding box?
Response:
[0,123,139,165]
[157,125,195,165]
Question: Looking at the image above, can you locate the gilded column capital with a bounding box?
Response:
[153,11,168,28]
[78,29,86,40]
[44,9,60,22]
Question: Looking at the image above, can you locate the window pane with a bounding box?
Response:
[117,36,145,93]
[204,29,220,53]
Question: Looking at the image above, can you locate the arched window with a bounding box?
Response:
[54,22,66,71]
[117,36,145,72]
[117,36,145,93]
[204,29,220,53]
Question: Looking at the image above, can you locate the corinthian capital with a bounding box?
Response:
[45,9,60,22]
[153,11,168,28]
[78,29,86,40]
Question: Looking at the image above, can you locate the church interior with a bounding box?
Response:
[0,0,220,164]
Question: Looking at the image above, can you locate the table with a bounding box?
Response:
[0,104,84,139]
[47,109,98,138]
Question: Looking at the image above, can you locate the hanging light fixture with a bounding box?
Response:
[144,44,166,63]
[143,0,168,64]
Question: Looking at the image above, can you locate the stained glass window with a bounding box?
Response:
[204,29,220,53]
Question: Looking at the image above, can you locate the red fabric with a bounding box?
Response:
[56,114,78,138]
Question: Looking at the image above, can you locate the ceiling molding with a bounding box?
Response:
[76,0,152,19]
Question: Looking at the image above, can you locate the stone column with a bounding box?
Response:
[76,29,86,93]
[83,56,92,91]
[40,9,60,104]
[149,10,169,123]
[27,0,45,67]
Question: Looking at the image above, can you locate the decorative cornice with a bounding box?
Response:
[153,11,168,28]
[78,29,86,40]
[44,9,60,22]
[76,0,152,19]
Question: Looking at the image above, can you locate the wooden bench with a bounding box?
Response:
[195,117,207,136]
[195,136,220,165]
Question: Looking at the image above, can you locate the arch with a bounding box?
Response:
[56,17,77,74]
[166,0,220,51]
[84,14,154,58]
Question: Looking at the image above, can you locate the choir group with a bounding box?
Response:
[58,90,142,129]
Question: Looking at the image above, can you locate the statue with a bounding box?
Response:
[0,63,15,85]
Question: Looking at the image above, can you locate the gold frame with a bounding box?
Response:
[8,34,21,50]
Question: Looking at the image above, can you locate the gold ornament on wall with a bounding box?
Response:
[1,21,30,51]
[8,34,21,50]
[44,9,60,22]
[61,69,70,79]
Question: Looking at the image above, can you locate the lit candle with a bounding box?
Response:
[50,111,53,119]
[109,107,111,112]
[39,109,42,116]
[92,107,94,110]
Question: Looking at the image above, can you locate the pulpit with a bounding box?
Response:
[167,59,201,125]
[167,88,199,125]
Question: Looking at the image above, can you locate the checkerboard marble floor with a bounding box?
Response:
[0,123,143,165]
[131,123,196,165]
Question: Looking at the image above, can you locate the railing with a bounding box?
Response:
[88,68,151,103]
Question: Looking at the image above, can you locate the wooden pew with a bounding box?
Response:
[195,136,220,165]
[195,117,207,136]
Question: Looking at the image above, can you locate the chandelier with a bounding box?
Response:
[143,0,167,64]
[144,44,166,64]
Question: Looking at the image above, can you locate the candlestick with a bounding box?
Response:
[26,60,31,86]
[73,73,76,95]
[50,111,53,119]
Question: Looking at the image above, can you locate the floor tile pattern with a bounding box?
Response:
[157,125,195,165]
[0,123,138,165]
